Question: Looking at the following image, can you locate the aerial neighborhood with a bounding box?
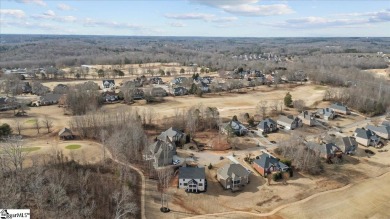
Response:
[0,35,389,218]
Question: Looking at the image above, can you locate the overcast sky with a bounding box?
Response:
[1,0,389,37]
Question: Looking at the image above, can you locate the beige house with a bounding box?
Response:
[217,163,250,191]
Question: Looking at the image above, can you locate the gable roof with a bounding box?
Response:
[355,128,378,140]
[335,136,357,153]
[307,142,341,156]
[366,125,390,135]
[58,127,72,136]
[330,102,348,111]
[253,153,289,170]
[103,80,115,85]
[179,167,205,179]
[217,163,249,180]
[149,137,176,159]
[158,127,184,140]
[277,115,299,125]
[258,118,277,130]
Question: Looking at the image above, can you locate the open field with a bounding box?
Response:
[276,171,390,219]
[364,68,389,80]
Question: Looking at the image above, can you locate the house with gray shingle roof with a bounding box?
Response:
[223,120,248,136]
[334,137,358,155]
[102,80,115,92]
[366,125,390,140]
[257,118,278,133]
[158,127,186,145]
[277,115,302,130]
[354,128,381,147]
[178,167,206,192]
[317,108,336,120]
[148,137,176,168]
[217,163,249,191]
[330,103,351,115]
[252,153,289,176]
[306,142,342,159]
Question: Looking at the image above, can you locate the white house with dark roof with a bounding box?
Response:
[277,115,302,130]
[354,128,381,147]
[178,167,206,192]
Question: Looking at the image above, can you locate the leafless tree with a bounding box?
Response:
[42,116,54,133]
[156,167,174,210]
[14,119,24,135]
[1,136,27,172]
[293,99,306,112]
[113,186,138,219]
[256,100,268,119]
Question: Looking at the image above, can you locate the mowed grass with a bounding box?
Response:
[65,144,82,150]
[22,147,41,152]
[24,119,36,124]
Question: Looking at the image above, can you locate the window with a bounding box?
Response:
[180,183,182,186]
[198,183,203,186]
[184,183,188,186]
[233,180,241,184]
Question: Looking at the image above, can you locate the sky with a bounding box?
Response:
[0,0,389,37]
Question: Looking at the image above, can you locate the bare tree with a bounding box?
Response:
[14,119,24,135]
[1,136,27,172]
[256,100,268,119]
[293,99,306,112]
[42,116,54,133]
[113,186,138,219]
[156,167,174,211]
[33,118,41,134]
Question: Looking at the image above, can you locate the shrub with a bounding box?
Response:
[280,159,292,167]
[272,172,283,181]
[0,123,12,138]
[208,163,213,169]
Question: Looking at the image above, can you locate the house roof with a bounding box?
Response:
[307,142,341,156]
[355,128,378,140]
[253,153,289,171]
[335,137,357,153]
[330,103,348,111]
[217,163,249,180]
[40,93,63,102]
[277,115,298,125]
[382,120,390,127]
[58,127,72,136]
[257,118,277,130]
[148,137,176,160]
[103,80,115,84]
[179,167,205,179]
[366,125,390,135]
[158,127,184,140]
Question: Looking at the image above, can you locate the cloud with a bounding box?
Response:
[14,0,46,6]
[1,19,59,31]
[0,9,26,18]
[31,10,77,22]
[168,22,187,27]
[164,13,237,23]
[83,18,142,29]
[189,0,293,16]
[221,4,294,16]
[265,9,390,29]
[57,3,75,11]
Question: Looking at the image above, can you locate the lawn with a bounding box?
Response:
[24,119,37,124]
[65,144,82,150]
[21,147,41,152]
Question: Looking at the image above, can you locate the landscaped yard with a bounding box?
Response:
[65,144,82,150]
